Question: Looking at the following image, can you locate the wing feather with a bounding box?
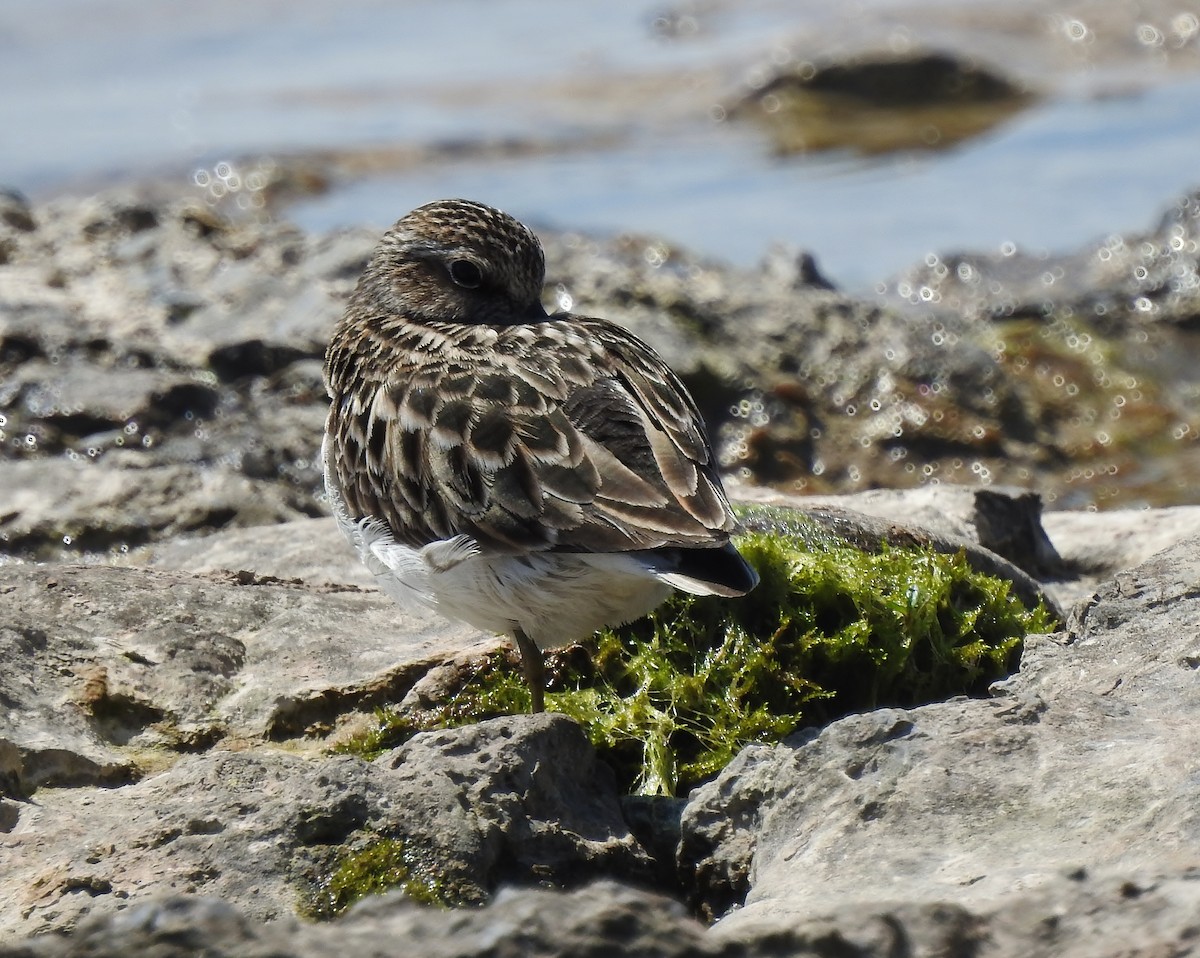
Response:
[326,316,738,555]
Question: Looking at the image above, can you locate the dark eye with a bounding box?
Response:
[448,259,483,289]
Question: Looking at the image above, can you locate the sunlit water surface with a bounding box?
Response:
[2,0,1197,288]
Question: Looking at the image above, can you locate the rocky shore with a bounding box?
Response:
[4,185,1200,955]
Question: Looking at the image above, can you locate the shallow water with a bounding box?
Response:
[2,0,1198,288]
[287,75,1200,289]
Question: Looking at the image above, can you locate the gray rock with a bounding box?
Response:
[706,869,1200,958]
[7,185,1200,956]
[0,561,479,793]
[885,188,1200,332]
[0,883,734,958]
[6,184,1200,576]
[2,357,218,452]
[737,483,1062,616]
[0,551,655,940]
[0,459,316,559]
[128,515,373,587]
[12,867,1200,957]
[680,530,1200,954]
[792,484,1064,576]
[544,224,1045,496]
[0,189,36,235]
[373,713,653,901]
[732,50,1033,155]
[1043,503,1200,577]
[0,717,651,942]
[0,750,377,938]
[740,484,1200,609]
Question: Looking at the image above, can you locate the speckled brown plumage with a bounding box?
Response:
[323,199,757,711]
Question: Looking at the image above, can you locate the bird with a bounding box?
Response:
[322,199,758,712]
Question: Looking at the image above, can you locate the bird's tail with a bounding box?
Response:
[636,542,759,597]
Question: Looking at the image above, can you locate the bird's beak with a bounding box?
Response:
[524,299,550,321]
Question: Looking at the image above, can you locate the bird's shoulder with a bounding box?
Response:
[327,315,736,554]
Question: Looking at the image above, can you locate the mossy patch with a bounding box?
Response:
[336,513,1054,797]
[305,836,478,920]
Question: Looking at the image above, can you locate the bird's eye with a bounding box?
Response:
[448,259,484,289]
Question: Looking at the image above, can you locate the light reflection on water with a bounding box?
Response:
[284,75,1200,290]
[0,0,1197,290]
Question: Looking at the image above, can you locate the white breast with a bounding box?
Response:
[323,435,671,650]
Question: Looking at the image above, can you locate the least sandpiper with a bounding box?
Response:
[323,199,758,711]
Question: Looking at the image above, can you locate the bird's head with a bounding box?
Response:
[360,199,549,326]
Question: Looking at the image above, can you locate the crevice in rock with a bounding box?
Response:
[292,792,370,846]
[151,382,222,422]
[620,795,687,894]
[5,525,158,562]
[0,797,20,832]
[88,705,168,747]
[16,746,140,792]
[208,341,311,381]
[264,660,442,740]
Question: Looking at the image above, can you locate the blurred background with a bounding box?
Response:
[2,0,1198,291]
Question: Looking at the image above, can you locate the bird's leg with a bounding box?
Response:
[512,628,545,713]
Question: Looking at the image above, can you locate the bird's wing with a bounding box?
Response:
[327,318,738,555]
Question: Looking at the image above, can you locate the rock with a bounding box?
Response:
[783,484,1064,574]
[1040,504,1200,605]
[3,357,220,452]
[372,713,653,902]
[733,50,1034,154]
[738,484,1200,609]
[0,750,377,938]
[0,552,654,939]
[1043,504,1200,577]
[876,191,1200,510]
[545,223,1063,498]
[757,484,1200,607]
[0,718,651,942]
[6,184,1200,570]
[0,883,733,958]
[12,865,1200,957]
[128,516,373,587]
[0,196,358,556]
[737,484,1062,616]
[706,871,1200,957]
[679,530,1200,954]
[7,185,1200,955]
[0,190,36,233]
[886,189,1200,332]
[0,460,318,559]
[0,561,480,786]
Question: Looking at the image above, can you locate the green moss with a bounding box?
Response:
[333,654,530,761]
[305,836,473,920]
[337,519,1055,797]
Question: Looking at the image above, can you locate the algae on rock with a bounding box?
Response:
[337,516,1054,797]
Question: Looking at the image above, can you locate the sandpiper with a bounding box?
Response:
[323,199,757,711]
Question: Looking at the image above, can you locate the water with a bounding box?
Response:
[1,0,1198,289]
[286,77,1200,288]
